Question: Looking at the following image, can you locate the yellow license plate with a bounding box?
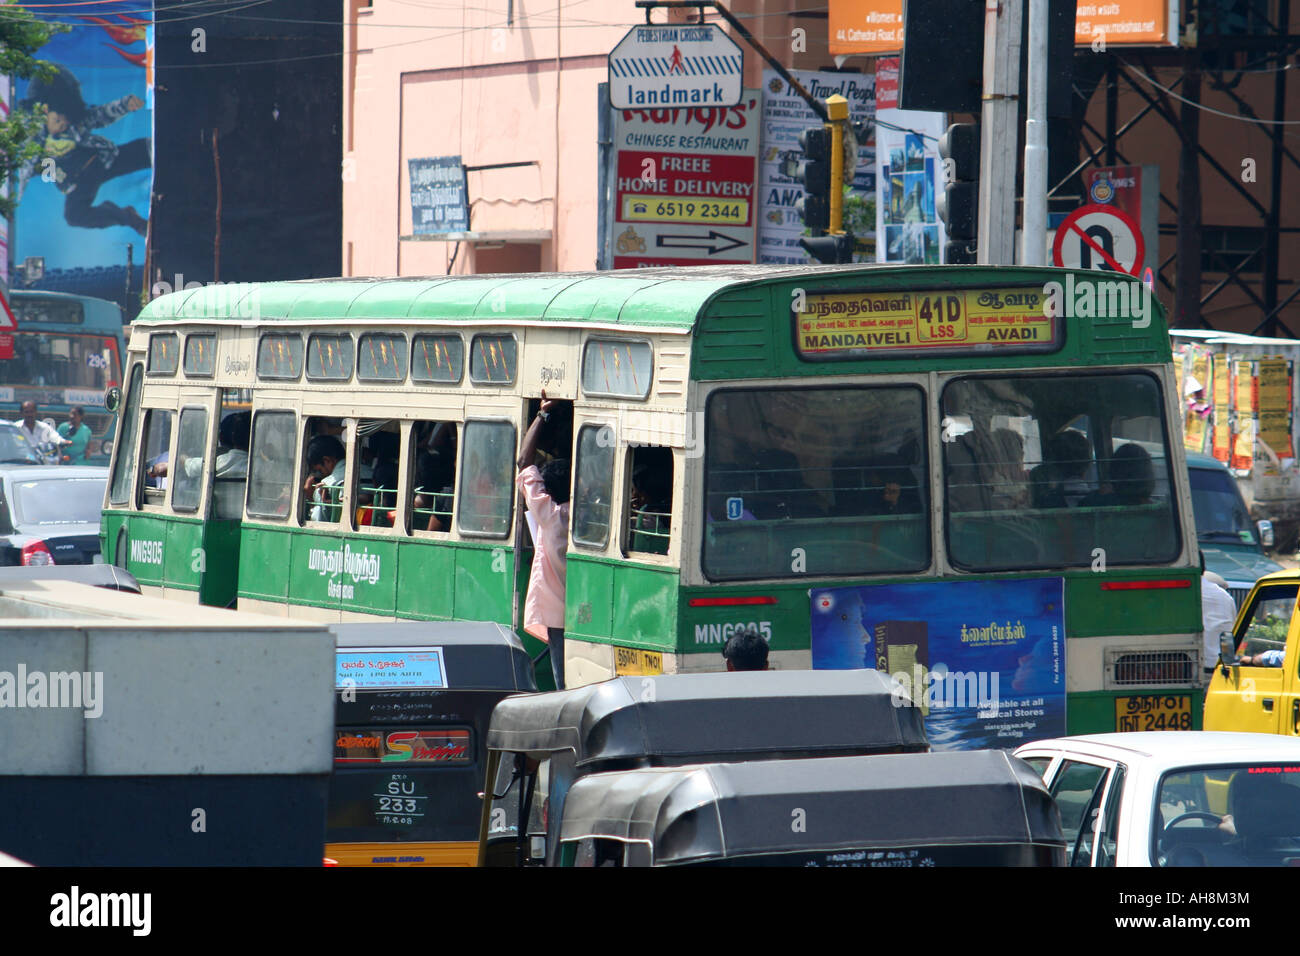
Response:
[614,647,663,676]
[1115,694,1193,732]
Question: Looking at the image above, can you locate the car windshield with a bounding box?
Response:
[11,476,106,526]
[1155,763,1300,866]
[1189,466,1257,545]
[0,425,41,465]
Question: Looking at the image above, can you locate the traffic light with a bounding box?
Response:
[783,126,832,233]
[799,233,854,265]
[938,123,979,264]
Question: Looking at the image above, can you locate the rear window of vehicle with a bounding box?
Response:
[11,477,106,525]
[0,425,41,465]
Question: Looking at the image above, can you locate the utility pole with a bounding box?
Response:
[978,0,1024,265]
[1021,0,1048,265]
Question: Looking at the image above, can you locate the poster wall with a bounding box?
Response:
[811,578,1067,750]
[828,0,1178,55]
[14,6,153,288]
[610,93,760,269]
[756,68,875,264]
[873,59,945,264]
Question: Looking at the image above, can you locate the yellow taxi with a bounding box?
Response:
[1204,569,1300,737]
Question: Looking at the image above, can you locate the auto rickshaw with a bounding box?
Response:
[475,669,929,866]
[327,621,536,866]
[555,750,1066,867]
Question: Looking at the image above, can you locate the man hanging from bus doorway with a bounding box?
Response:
[58,406,92,464]
[516,390,572,689]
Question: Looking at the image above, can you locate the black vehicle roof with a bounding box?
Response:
[0,564,141,593]
[558,750,1063,865]
[486,670,928,765]
[330,621,537,691]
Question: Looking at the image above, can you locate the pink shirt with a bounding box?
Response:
[517,465,570,642]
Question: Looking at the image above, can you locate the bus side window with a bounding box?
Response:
[354,420,400,528]
[138,409,173,505]
[626,445,672,556]
[246,410,298,519]
[303,417,347,524]
[409,420,457,533]
[572,424,615,549]
[109,363,144,506]
[170,406,210,513]
[458,421,515,537]
[212,394,251,520]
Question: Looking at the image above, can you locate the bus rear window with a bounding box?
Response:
[941,372,1179,570]
[257,334,304,380]
[703,386,929,581]
[0,332,120,390]
[183,334,217,377]
[357,333,407,382]
[469,334,517,385]
[412,334,463,383]
[148,333,179,375]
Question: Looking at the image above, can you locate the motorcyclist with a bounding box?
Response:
[17,401,70,464]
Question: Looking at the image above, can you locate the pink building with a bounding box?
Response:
[342,1,813,277]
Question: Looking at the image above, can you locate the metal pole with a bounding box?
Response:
[1021,0,1048,265]
[596,83,612,270]
[978,0,1024,265]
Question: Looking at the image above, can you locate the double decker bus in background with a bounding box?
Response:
[0,290,126,463]
[100,265,1205,740]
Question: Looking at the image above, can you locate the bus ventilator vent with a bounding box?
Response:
[1106,648,1199,688]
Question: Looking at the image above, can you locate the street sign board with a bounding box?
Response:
[608,23,743,110]
[608,90,760,269]
[408,156,469,235]
[1052,203,1145,275]
[0,291,14,361]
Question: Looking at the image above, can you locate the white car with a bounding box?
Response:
[1014,732,1300,867]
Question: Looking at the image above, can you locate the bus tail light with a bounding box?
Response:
[1100,579,1192,591]
[687,596,777,607]
[21,541,55,566]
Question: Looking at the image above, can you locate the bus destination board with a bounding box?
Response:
[795,286,1057,359]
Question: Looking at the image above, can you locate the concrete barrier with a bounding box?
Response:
[0,580,334,865]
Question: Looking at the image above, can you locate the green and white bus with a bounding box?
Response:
[101,265,1204,732]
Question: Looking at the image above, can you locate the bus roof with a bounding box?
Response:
[485,669,928,766]
[133,264,1132,331]
[557,750,1063,865]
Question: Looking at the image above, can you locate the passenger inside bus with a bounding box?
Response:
[1081,443,1155,507]
[356,427,399,526]
[305,434,346,522]
[1030,430,1096,509]
[628,446,673,555]
[413,449,456,532]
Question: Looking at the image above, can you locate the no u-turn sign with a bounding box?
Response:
[1052,203,1145,276]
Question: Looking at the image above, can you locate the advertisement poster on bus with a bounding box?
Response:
[756,68,875,264]
[609,90,760,269]
[810,577,1067,750]
[873,58,945,264]
[13,6,153,292]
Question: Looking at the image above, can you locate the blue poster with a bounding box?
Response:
[811,578,1066,750]
[14,6,154,275]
